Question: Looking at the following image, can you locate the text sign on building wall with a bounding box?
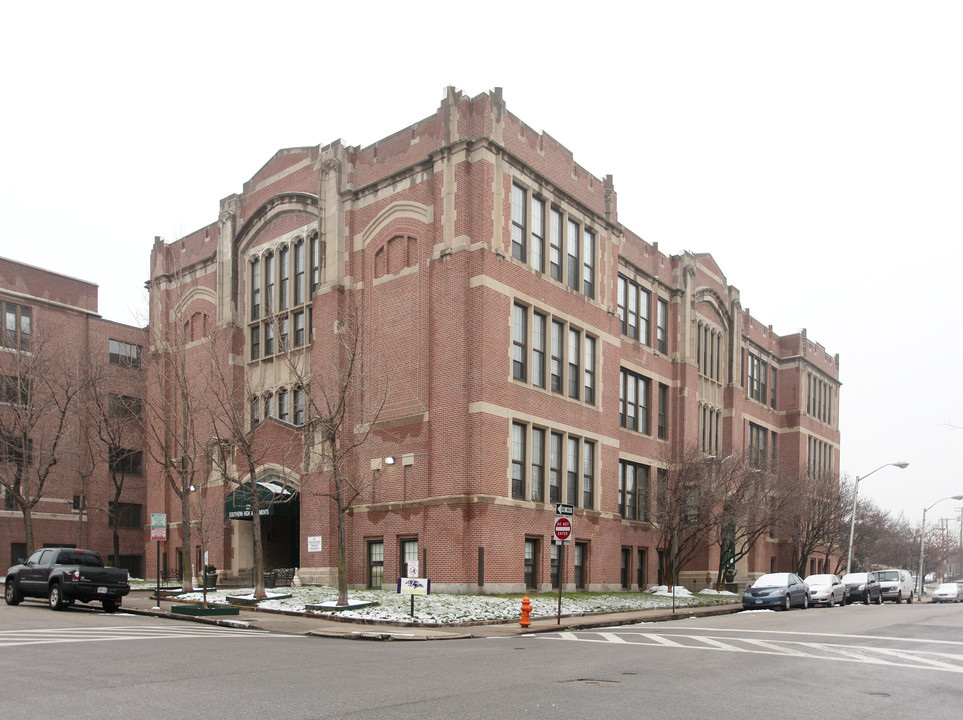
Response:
[150,513,167,541]
[307,536,323,553]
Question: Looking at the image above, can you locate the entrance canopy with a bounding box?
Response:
[225,480,299,520]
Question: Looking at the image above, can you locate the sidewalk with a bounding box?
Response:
[121,590,742,641]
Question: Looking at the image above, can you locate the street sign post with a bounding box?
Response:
[553,515,574,625]
[554,516,572,543]
[150,514,167,607]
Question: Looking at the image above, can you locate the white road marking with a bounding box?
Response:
[0,625,284,648]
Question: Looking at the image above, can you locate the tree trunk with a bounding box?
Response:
[335,464,348,606]
[180,470,193,592]
[250,470,266,598]
[22,504,34,556]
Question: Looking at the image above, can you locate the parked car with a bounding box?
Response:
[804,574,847,607]
[841,572,883,604]
[931,583,962,603]
[742,572,810,611]
[876,568,914,603]
[5,548,130,612]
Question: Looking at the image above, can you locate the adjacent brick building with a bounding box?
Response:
[0,258,147,574]
[144,87,840,592]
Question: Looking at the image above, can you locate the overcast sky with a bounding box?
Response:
[3,2,961,525]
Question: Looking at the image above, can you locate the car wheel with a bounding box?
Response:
[4,580,22,606]
[907,592,913,604]
[863,592,871,605]
[895,592,902,604]
[48,583,67,611]
[102,598,120,613]
[782,595,791,611]
[802,594,809,610]
[876,591,883,605]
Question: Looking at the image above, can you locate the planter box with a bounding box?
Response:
[171,605,239,617]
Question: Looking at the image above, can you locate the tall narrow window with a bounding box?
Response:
[531,197,545,272]
[656,298,668,353]
[277,389,289,422]
[658,383,669,440]
[620,369,650,434]
[583,336,596,405]
[549,432,562,504]
[567,437,579,507]
[250,326,260,361]
[264,322,275,356]
[278,245,290,310]
[531,427,545,502]
[566,219,580,291]
[251,258,260,320]
[640,288,651,345]
[250,397,259,429]
[549,209,563,281]
[524,539,538,589]
[293,386,305,425]
[511,422,526,499]
[582,229,595,299]
[294,240,305,305]
[294,311,305,347]
[574,542,587,589]
[511,183,527,262]
[512,303,527,382]
[368,541,384,589]
[278,315,289,351]
[582,440,595,509]
[532,312,546,388]
[310,232,321,293]
[619,461,635,519]
[551,320,564,394]
[400,539,419,578]
[264,252,275,314]
[567,328,580,399]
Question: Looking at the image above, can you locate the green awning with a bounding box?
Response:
[225,481,299,520]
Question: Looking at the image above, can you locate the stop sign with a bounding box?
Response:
[554,516,572,542]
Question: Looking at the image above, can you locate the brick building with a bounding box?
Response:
[0,258,147,575]
[146,87,840,592]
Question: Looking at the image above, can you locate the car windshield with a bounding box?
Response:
[842,573,867,583]
[752,573,790,588]
[877,571,899,581]
[805,575,835,585]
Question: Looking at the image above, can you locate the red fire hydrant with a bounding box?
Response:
[519,595,532,628]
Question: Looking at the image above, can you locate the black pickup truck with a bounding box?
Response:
[5,548,130,612]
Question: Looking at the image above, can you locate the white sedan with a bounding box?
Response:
[804,574,847,607]
[931,583,962,603]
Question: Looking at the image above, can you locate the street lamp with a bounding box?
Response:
[846,462,909,576]
[916,494,963,600]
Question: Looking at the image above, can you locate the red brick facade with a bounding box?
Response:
[144,87,841,592]
[0,258,147,574]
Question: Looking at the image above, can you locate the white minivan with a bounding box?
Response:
[876,568,914,603]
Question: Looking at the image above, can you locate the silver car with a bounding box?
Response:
[804,574,847,607]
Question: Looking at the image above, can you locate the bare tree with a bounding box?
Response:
[778,466,841,577]
[654,445,724,589]
[0,326,84,554]
[282,291,386,606]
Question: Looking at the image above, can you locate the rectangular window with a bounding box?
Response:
[2,302,32,351]
[749,422,768,468]
[747,353,768,403]
[278,315,289,351]
[524,539,538,589]
[619,461,648,521]
[637,548,647,589]
[583,336,596,405]
[550,320,564,394]
[622,548,631,589]
[531,427,545,502]
[250,326,260,361]
[1,374,29,406]
[293,311,305,347]
[368,540,384,589]
[620,368,650,434]
[549,209,563,282]
[511,422,526,499]
[109,448,143,475]
[294,241,305,305]
[567,328,580,399]
[549,432,562,504]
[264,322,275,356]
[532,312,546,388]
[531,197,546,273]
[582,440,594,509]
[567,437,579,507]
[264,252,275,314]
[656,298,668,353]
[582,229,595,299]
[551,543,560,589]
[310,233,321,293]
[293,387,305,426]
[770,366,777,408]
[279,245,290,310]
[617,276,650,344]
[250,258,260,320]
[277,390,289,422]
[400,539,419,578]
[566,219,580,291]
[511,183,527,262]
[108,394,142,419]
[264,393,275,419]
[109,339,142,368]
[512,303,527,382]
[574,542,587,589]
[108,502,142,529]
[658,384,668,440]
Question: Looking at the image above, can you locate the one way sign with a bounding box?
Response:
[555,503,574,516]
